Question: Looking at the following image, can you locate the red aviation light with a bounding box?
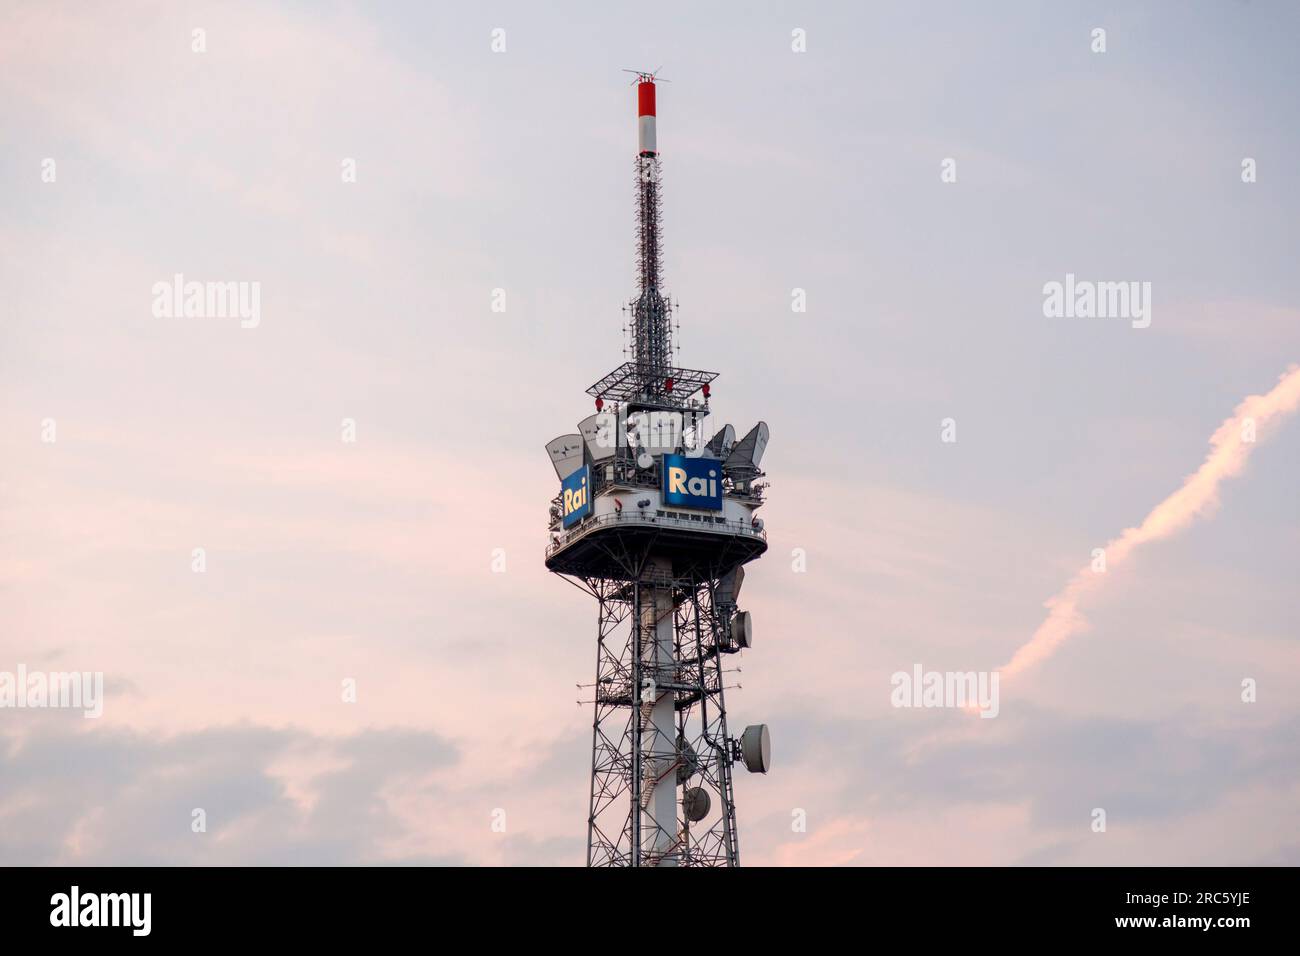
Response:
[595,397,604,411]
[702,383,711,398]
[664,377,674,392]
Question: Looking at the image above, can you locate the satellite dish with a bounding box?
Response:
[578,413,616,463]
[725,422,769,472]
[544,434,585,480]
[636,451,653,469]
[740,724,771,774]
[704,424,735,458]
[731,610,752,649]
[627,409,680,456]
[681,786,711,823]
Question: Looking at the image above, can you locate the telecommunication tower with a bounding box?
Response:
[544,73,772,867]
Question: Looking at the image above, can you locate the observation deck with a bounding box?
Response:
[545,498,767,582]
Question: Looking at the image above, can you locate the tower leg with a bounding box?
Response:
[640,557,679,865]
[587,580,635,866]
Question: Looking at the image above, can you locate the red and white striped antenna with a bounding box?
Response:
[622,67,668,156]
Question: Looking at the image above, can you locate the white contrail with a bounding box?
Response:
[1002,364,1300,678]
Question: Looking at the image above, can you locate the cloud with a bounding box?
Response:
[747,704,1300,866]
[1002,365,1300,678]
[0,713,598,865]
[0,720,462,865]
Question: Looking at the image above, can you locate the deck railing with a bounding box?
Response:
[546,507,766,559]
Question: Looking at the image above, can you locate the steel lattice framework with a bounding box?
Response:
[570,557,743,867]
[633,153,672,375]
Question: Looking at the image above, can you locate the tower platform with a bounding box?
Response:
[545,503,767,582]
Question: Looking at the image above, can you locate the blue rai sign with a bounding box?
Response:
[561,465,592,528]
[662,454,722,511]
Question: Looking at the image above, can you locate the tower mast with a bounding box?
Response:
[545,73,773,867]
[632,74,673,379]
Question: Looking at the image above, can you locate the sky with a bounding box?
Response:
[1,0,1298,865]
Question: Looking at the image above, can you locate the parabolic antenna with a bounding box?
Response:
[545,434,584,480]
[731,610,752,649]
[681,786,711,823]
[626,408,681,456]
[704,423,735,459]
[724,422,770,471]
[578,414,616,462]
[740,724,771,774]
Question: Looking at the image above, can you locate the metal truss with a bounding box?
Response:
[576,561,742,867]
[630,154,674,395]
[585,361,718,408]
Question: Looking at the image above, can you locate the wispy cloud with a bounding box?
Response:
[1003,365,1300,678]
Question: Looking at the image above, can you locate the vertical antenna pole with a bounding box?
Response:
[633,76,673,397]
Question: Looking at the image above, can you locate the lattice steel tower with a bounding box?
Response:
[544,73,772,867]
